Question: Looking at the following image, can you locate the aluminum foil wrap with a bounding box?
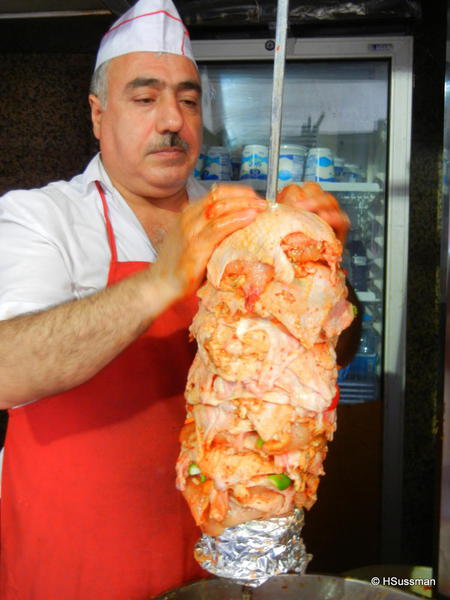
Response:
[194,508,311,588]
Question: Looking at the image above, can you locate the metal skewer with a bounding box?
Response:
[241,584,253,599]
[266,0,290,205]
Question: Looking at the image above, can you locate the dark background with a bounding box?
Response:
[0,0,446,574]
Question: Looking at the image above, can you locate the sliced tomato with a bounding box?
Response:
[327,385,340,411]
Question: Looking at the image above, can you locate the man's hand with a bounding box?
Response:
[151,183,267,301]
[277,182,350,245]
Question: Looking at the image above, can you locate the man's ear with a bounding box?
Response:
[89,94,103,140]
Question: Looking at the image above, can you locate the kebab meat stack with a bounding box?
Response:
[176,184,354,545]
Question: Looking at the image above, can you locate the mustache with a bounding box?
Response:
[145,134,190,154]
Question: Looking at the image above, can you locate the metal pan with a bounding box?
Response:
[155,574,420,599]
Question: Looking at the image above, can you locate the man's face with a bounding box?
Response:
[90,52,202,200]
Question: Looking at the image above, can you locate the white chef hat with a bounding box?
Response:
[95,0,196,71]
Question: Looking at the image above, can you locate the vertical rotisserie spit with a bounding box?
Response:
[176,190,354,585]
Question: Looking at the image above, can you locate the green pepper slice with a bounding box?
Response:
[188,462,201,476]
[268,473,292,491]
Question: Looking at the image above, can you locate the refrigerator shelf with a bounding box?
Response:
[317,182,381,193]
[199,180,382,194]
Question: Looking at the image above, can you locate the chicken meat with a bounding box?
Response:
[176,191,354,538]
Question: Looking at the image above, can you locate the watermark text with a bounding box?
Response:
[370,576,435,588]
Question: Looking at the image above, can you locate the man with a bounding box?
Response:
[0,1,351,598]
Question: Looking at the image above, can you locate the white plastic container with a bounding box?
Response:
[304,147,335,182]
[240,144,269,181]
[278,144,308,184]
[202,146,232,181]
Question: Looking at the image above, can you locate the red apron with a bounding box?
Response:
[0,182,205,599]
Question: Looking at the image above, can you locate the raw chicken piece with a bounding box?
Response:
[176,196,354,536]
[207,203,341,290]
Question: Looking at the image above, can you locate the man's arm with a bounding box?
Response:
[0,270,170,408]
[0,184,266,409]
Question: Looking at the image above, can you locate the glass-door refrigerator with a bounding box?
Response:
[192,35,413,564]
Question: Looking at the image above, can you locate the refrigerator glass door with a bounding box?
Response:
[197,58,388,404]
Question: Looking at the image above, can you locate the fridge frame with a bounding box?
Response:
[438,4,450,593]
[191,35,413,564]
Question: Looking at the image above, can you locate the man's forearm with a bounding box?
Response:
[0,184,267,409]
[0,269,175,408]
